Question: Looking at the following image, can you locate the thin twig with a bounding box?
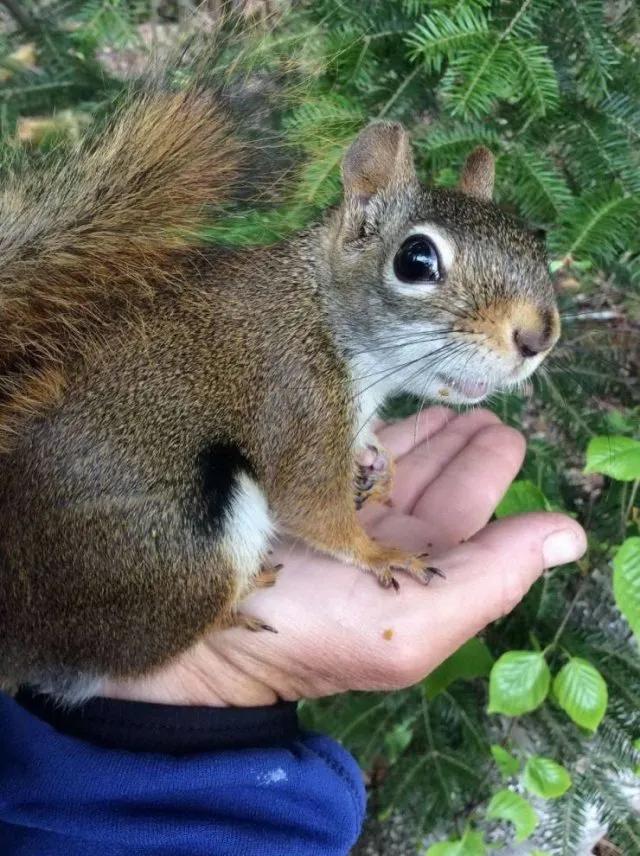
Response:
[545,580,587,653]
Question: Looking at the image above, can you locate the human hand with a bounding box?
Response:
[104,408,586,706]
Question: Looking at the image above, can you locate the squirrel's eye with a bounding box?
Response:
[393,235,441,284]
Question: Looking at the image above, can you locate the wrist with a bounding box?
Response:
[101,637,283,707]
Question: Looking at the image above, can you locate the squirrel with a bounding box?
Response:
[0,51,560,702]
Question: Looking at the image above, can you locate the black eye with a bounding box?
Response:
[393,234,441,284]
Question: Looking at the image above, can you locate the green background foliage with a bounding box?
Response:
[0,1,638,852]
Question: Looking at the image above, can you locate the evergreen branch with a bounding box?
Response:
[510,40,559,116]
[602,93,640,142]
[555,191,638,263]
[508,148,573,222]
[415,121,499,167]
[0,0,39,34]
[421,696,454,814]
[442,691,489,749]
[449,0,534,116]
[377,65,420,117]
[564,115,640,195]
[405,7,489,72]
[567,0,617,101]
[440,38,514,117]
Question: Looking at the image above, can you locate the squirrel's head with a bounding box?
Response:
[324,121,560,405]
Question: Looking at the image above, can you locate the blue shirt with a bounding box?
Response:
[0,691,366,855]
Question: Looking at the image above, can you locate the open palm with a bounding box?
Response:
[105,407,586,707]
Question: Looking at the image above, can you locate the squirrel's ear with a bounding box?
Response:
[342,121,417,204]
[458,146,495,201]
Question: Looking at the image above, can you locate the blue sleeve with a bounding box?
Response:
[0,691,366,855]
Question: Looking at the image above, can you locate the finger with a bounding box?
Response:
[423,513,587,636]
[376,407,454,459]
[388,409,502,515]
[410,423,525,547]
[361,513,587,691]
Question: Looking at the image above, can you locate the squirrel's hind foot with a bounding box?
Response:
[366,548,443,591]
[355,443,395,509]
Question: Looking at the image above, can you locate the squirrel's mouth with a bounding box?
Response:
[437,374,490,401]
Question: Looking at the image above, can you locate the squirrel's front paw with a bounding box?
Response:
[366,547,445,591]
[355,443,395,509]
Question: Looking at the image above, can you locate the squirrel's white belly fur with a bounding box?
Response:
[220,472,275,598]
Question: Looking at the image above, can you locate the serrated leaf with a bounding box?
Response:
[491,745,520,778]
[522,756,572,799]
[613,537,640,638]
[424,637,494,700]
[488,651,550,716]
[553,658,608,731]
[486,789,538,843]
[584,436,640,481]
[495,480,549,518]
[425,829,486,856]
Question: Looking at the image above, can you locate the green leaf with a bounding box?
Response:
[424,637,494,700]
[383,718,414,764]
[491,745,520,778]
[486,790,538,843]
[604,410,638,434]
[584,436,640,481]
[488,651,550,716]
[522,756,572,799]
[553,658,608,731]
[495,480,549,518]
[425,829,486,856]
[613,537,640,638]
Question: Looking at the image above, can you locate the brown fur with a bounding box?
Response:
[0,86,240,452]
[0,82,560,699]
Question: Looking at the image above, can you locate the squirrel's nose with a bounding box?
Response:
[513,327,550,358]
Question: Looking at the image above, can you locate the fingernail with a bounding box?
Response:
[542,529,583,568]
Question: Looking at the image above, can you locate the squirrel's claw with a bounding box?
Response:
[253,563,283,589]
[233,613,278,634]
[368,550,444,591]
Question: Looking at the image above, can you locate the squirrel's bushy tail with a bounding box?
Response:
[0,76,242,450]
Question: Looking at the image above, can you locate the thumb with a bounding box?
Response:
[435,512,587,630]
